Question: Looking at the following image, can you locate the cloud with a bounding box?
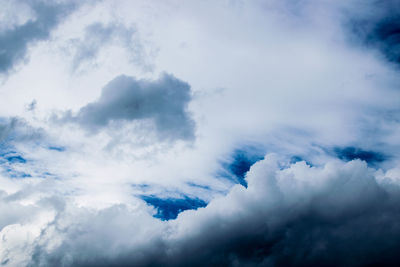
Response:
[1,155,399,266]
[57,73,195,141]
[1,0,400,266]
[0,0,78,74]
[0,117,70,180]
[165,156,395,266]
[68,22,152,73]
[0,117,43,144]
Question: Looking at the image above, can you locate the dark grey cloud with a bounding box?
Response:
[68,22,151,72]
[59,73,195,141]
[21,156,400,267]
[0,0,78,74]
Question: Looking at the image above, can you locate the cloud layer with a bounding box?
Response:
[1,0,400,266]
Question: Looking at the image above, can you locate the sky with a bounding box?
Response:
[1,0,400,266]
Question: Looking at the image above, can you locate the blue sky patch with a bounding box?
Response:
[0,150,27,164]
[141,195,207,220]
[0,149,32,178]
[6,169,32,178]
[48,146,66,152]
[290,155,314,166]
[219,147,264,187]
[5,155,26,164]
[186,182,212,191]
[334,146,387,166]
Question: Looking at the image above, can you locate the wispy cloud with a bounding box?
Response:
[0,0,79,74]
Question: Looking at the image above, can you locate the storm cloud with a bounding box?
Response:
[6,156,399,267]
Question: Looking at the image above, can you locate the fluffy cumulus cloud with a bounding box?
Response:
[1,0,400,266]
[3,156,400,266]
